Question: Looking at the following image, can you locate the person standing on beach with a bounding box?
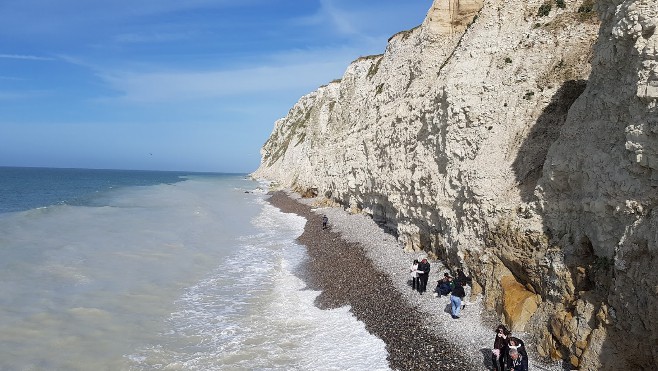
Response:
[417,258,430,293]
[492,324,510,371]
[456,268,472,310]
[410,259,420,291]
[322,215,328,229]
[450,280,466,319]
[456,268,472,286]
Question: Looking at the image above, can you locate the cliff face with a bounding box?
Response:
[253,0,658,369]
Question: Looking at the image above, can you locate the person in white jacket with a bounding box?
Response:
[409,259,420,291]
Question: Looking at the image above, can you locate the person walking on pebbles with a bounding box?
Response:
[322,215,328,229]
[449,280,466,319]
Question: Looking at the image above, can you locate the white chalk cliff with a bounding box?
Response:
[253,0,658,369]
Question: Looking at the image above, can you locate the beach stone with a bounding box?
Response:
[267,191,476,370]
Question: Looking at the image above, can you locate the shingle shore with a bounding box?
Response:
[268,191,566,371]
[268,191,475,370]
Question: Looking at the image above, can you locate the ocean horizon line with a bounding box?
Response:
[0,164,250,175]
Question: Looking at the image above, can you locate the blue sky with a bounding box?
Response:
[0,0,430,173]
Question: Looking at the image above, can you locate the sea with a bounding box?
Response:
[0,167,389,371]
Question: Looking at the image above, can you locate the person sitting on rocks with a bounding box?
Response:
[434,273,454,297]
[410,259,420,291]
[491,324,510,371]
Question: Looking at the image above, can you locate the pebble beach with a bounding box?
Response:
[268,191,567,371]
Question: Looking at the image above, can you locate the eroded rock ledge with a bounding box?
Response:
[253,0,658,369]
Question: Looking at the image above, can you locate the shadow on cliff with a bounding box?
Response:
[508,78,656,369]
[512,80,587,202]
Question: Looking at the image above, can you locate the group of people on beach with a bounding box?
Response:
[434,270,469,319]
[409,259,529,370]
[409,260,469,319]
[492,324,529,371]
[409,258,431,293]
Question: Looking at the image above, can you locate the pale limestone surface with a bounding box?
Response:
[253,0,658,369]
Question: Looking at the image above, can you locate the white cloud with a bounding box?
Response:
[0,54,55,61]
[290,0,417,47]
[100,62,342,103]
[0,87,51,100]
[292,0,360,38]
[112,31,196,44]
[96,45,370,103]
[319,0,359,36]
[2,0,243,23]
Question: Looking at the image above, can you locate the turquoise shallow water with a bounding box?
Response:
[0,168,389,370]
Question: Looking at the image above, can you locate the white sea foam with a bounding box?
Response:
[0,176,262,370]
[128,201,390,370]
[0,174,390,370]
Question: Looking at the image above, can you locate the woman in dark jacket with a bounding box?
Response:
[491,324,510,371]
